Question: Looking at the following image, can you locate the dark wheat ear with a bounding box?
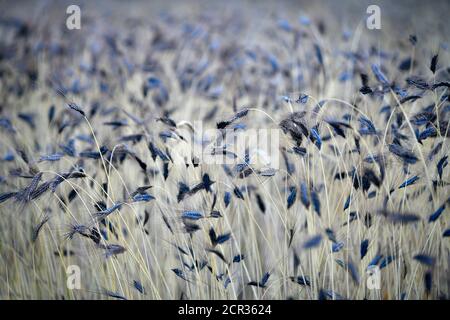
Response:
[0,192,17,204]
[93,202,123,221]
[303,234,322,249]
[102,244,126,258]
[1,1,449,300]
[430,54,438,74]
[388,143,418,165]
[286,186,297,209]
[63,223,90,240]
[217,108,249,129]
[48,76,87,118]
[103,289,127,300]
[67,102,86,117]
[32,214,51,243]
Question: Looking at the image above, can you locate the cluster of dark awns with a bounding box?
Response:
[0,9,449,300]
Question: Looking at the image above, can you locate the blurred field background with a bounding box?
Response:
[0,0,449,299]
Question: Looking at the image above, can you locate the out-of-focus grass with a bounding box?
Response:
[0,0,449,300]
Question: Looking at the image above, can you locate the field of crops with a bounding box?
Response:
[0,0,449,300]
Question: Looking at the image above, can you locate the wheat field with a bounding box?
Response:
[0,0,449,300]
